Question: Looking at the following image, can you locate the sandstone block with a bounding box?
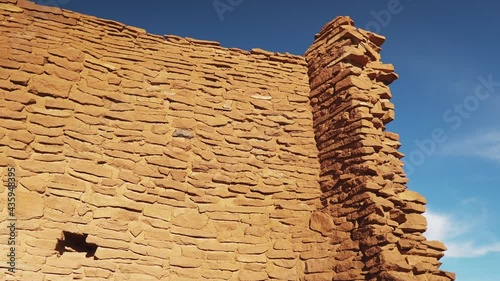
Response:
[237,245,269,255]
[20,160,66,174]
[29,114,67,128]
[267,264,298,280]
[146,156,188,169]
[81,193,143,212]
[172,210,209,230]
[0,108,26,120]
[236,254,267,263]
[70,159,113,178]
[169,257,202,268]
[16,191,44,220]
[94,248,139,260]
[9,130,35,144]
[398,190,427,204]
[238,269,268,281]
[29,75,73,98]
[304,258,334,273]
[0,3,23,12]
[48,46,85,62]
[423,240,447,251]
[400,214,427,232]
[310,211,335,236]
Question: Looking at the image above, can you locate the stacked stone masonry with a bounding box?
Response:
[0,1,455,280]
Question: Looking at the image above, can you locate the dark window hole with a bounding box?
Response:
[55,231,98,258]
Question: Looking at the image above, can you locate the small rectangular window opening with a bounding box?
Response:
[55,231,98,258]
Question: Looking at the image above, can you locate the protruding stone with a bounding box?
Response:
[398,190,427,204]
[310,212,335,236]
[17,192,44,219]
[172,129,193,139]
[29,75,73,98]
[400,214,427,232]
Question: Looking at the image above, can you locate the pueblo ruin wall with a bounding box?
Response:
[0,1,455,280]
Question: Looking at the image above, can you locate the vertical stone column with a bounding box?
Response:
[305,17,455,281]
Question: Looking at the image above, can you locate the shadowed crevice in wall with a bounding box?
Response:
[55,231,98,258]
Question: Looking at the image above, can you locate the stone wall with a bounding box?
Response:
[0,1,454,280]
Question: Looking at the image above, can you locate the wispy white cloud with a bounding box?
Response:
[445,241,500,258]
[424,207,500,258]
[442,130,500,162]
[425,211,466,241]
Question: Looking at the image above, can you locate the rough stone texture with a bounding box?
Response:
[0,1,454,280]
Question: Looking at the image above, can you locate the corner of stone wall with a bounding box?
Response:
[304,16,456,281]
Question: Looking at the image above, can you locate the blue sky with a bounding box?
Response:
[36,1,500,280]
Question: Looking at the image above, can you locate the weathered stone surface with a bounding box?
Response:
[9,130,35,144]
[400,214,427,232]
[29,75,73,98]
[172,210,209,230]
[172,129,193,139]
[423,240,447,251]
[16,192,44,219]
[69,159,113,178]
[94,248,139,260]
[20,160,66,173]
[398,190,427,204]
[143,204,172,222]
[0,3,24,12]
[0,3,453,281]
[310,211,335,236]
